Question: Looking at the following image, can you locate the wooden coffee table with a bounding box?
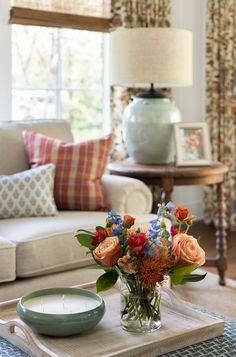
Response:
[108,160,229,286]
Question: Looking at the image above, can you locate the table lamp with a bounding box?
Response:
[110,27,192,164]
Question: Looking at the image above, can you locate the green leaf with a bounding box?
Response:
[91,264,116,272]
[90,265,104,269]
[76,229,94,236]
[182,273,207,283]
[75,233,94,250]
[95,226,105,230]
[96,271,119,293]
[169,264,198,285]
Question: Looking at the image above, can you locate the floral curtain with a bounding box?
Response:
[110,0,171,161]
[204,0,236,231]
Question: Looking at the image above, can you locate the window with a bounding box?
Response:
[12,24,109,141]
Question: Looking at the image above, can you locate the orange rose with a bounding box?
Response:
[172,233,205,266]
[123,215,135,228]
[93,236,121,267]
[174,205,189,221]
[183,215,196,222]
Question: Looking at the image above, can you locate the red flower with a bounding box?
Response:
[174,205,189,221]
[171,226,186,236]
[92,229,106,246]
[123,215,135,228]
[128,232,147,255]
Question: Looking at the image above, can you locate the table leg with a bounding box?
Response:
[149,185,162,214]
[215,182,228,286]
[161,177,174,204]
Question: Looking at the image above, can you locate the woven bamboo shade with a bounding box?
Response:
[10,0,111,32]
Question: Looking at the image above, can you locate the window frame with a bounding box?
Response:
[0,0,110,136]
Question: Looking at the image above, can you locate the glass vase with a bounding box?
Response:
[120,278,161,333]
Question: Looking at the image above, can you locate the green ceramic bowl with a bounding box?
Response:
[17,287,105,337]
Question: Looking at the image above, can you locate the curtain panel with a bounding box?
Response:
[110,0,171,161]
[204,0,236,230]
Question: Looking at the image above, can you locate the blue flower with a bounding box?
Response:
[165,201,175,211]
[148,229,158,239]
[113,217,122,224]
[113,226,122,236]
[157,201,174,219]
[107,210,122,224]
[150,219,160,231]
[156,237,163,246]
[108,210,117,217]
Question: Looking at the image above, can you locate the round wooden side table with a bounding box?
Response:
[108,159,228,286]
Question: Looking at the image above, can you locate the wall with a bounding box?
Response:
[0,0,11,120]
[171,0,206,218]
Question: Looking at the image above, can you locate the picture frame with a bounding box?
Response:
[174,122,211,166]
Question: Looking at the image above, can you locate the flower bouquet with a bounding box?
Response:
[75,202,206,333]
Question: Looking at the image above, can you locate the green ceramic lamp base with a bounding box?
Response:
[124,92,181,164]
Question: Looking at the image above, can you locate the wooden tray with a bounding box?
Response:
[0,282,224,357]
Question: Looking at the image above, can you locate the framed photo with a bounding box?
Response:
[174,122,211,166]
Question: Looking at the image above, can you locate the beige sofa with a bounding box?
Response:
[0,119,154,301]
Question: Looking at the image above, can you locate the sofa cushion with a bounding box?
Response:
[0,120,73,175]
[23,130,113,210]
[0,236,16,282]
[0,212,105,277]
[0,164,58,219]
[0,211,155,278]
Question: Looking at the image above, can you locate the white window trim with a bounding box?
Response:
[56,28,61,120]
[0,0,11,121]
[103,33,111,134]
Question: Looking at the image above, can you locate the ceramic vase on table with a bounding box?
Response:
[123,97,181,164]
[120,278,161,333]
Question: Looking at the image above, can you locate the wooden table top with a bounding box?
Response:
[108,160,228,179]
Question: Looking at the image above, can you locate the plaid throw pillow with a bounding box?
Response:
[23,131,113,210]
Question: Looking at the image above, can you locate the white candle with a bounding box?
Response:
[24,294,100,314]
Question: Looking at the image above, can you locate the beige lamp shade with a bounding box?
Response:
[110,27,192,87]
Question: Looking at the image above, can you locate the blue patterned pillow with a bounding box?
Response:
[0,164,58,218]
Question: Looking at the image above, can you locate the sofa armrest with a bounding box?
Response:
[102,174,152,214]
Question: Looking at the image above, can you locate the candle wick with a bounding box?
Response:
[62,294,65,312]
[41,298,44,313]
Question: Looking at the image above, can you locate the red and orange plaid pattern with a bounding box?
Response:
[23,131,113,210]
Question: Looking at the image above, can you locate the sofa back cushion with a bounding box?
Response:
[0,120,73,175]
[23,130,113,210]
